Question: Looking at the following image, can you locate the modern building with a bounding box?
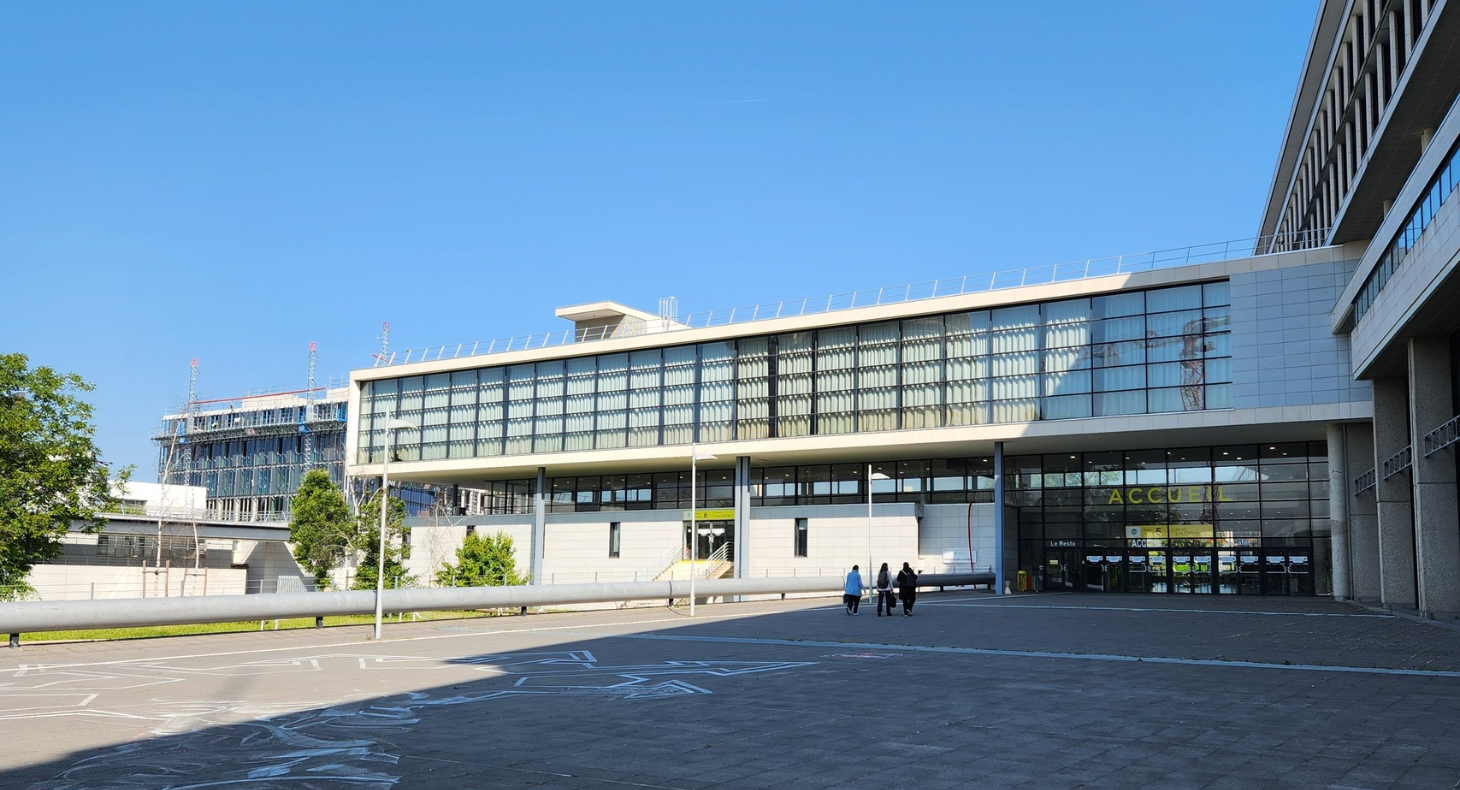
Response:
[347,243,1368,598]
[156,385,437,521]
[1259,0,1460,617]
[344,0,1460,615]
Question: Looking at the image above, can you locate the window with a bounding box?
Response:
[609,522,621,558]
[794,518,808,557]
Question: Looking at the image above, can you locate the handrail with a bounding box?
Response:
[372,231,1334,367]
[0,576,844,637]
[1422,415,1460,457]
[1381,446,1412,480]
[1354,468,1377,494]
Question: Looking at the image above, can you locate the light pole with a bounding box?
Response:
[688,445,717,617]
[867,463,890,594]
[374,416,415,641]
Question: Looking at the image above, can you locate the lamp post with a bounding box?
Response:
[867,463,890,594]
[374,417,415,641]
[688,445,717,617]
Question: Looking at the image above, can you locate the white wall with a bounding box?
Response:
[26,564,247,601]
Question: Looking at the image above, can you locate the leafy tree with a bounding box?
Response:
[435,531,527,587]
[287,469,352,589]
[351,489,413,590]
[0,354,128,600]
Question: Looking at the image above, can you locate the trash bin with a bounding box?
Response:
[1016,570,1027,592]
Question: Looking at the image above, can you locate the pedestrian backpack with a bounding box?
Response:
[878,570,890,589]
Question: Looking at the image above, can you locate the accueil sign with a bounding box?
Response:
[1101,485,1233,505]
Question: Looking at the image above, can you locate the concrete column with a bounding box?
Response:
[1327,424,1352,600]
[1347,423,1382,603]
[734,456,750,579]
[1372,377,1417,609]
[531,467,546,585]
[1408,337,1460,617]
[993,441,1006,594]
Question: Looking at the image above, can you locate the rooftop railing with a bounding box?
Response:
[373,230,1333,367]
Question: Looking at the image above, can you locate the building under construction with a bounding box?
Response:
[154,353,437,521]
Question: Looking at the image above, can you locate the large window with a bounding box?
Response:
[359,282,1234,462]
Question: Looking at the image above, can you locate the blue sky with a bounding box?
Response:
[0,2,1318,474]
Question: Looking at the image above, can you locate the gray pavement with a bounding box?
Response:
[3,591,1460,789]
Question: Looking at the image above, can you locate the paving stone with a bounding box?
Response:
[2,592,1460,788]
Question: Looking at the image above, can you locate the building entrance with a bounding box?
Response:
[684,521,734,565]
[1047,545,1315,595]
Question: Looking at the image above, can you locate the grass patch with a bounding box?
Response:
[19,610,500,644]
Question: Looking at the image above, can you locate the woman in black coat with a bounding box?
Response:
[896,562,918,616]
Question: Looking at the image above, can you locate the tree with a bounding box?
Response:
[287,469,352,589]
[0,354,128,600]
[435,531,527,588]
[351,489,413,590]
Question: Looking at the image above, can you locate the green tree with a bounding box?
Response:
[287,469,352,589]
[351,489,413,590]
[0,354,128,600]
[435,531,527,587]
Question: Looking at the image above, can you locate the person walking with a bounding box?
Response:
[896,562,919,616]
[843,565,867,615]
[874,562,895,617]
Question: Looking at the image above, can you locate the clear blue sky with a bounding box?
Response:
[0,2,1318,475]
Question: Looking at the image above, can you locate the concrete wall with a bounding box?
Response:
[1231,259,1371,409]
[26,564,248,601]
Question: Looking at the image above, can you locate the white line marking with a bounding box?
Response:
[921,602,1393,618]
[619,633,1460,679]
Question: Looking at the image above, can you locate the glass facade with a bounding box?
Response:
[1353,137,1460,323]
[359,282,1233,463]
[1013,442,1331,596]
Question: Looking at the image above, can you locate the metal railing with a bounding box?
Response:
[0,576,845,637]
[372,231,1333,367]
[1381,446,1412,480]
[1422,415,1460,457]
[1354,468,1377,495]
[102,505,290,525]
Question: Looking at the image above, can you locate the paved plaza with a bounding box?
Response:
[3,591,1460,789]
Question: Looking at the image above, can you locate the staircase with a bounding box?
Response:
[659,545,733,605]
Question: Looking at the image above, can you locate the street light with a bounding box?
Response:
[867,463,891,594]
[374,416,415,641]
[688,444,717,617]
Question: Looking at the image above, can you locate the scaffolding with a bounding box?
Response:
[153,343,440,522]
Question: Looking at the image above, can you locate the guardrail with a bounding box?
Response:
[1381,446,1412,480]
[1423,415,1460,457]
[372,232,1335,367]
[0,576,845,642]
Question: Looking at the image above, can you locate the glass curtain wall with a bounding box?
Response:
[359,282,1234,462]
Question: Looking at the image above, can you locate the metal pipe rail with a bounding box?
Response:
[0,576,844,642]
[910,572,996,591]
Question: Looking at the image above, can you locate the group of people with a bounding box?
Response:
[843,562,919,616]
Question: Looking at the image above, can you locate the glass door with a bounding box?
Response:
[1238,551,1262,594]
[1217,550,1239,594]
[1126,551,1151,593]
[1043,549,1080,591]
[1170,550,1214,594]
[1082,553,1125,592]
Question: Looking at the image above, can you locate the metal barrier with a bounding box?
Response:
[0,576,843,642]
[911,572,996,591]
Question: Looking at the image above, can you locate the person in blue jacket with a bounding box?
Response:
[843,565,867,615]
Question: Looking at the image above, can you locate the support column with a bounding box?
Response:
[1409,337,1460,617]
[994,441,1006,595]
[1372,377,1417,609]
[1327,424,1351,600]
[531,467,546,585]
[1347,423,1382,603]
[734,456,751,579]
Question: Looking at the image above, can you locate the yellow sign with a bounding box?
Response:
[682,509,735,521]
[1103,485,1232,505]
[1125,524,1214,540]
